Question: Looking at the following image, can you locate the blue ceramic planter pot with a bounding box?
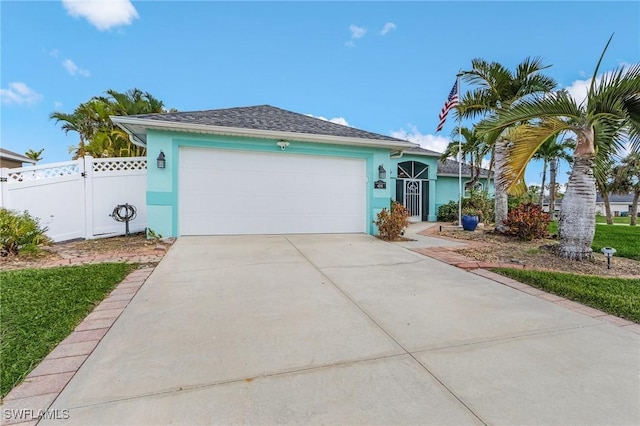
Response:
[462,215,479,231]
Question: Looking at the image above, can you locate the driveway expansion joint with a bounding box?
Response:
[283,236,489,425]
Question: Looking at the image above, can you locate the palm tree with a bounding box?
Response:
[614,152,640,225]
[458,57,557,232]
[595,157,617,225]
[51,88,167,158]
[24,148,44,162]
[480,38,640,259]
[440,126,490,191]
[531,134,574,211]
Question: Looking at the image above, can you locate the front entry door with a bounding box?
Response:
[404,180,422,222]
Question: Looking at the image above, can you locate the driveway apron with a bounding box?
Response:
[42,234,640,425]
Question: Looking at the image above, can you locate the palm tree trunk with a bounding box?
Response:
[631,190,639,226]
[549,158,557,219]
[539,159,547,209]
[494,140,509,233]
[601,191,613,225]
[558,154,596,260]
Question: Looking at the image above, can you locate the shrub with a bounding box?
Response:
[463,190,494,223]
[438,191,495,223]
[502,203,551,241]
[375,202,410,241]
[437,201,458,222]
[0,208,51,255]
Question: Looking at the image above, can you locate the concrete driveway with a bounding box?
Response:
[44,234,639,425]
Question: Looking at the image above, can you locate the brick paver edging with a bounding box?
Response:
[0,267,155,425]
[411,247,640,335]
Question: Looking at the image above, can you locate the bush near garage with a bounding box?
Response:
[375,202,410,241]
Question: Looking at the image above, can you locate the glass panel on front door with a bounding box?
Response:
[397,161,428,222]
[404,180,421,221]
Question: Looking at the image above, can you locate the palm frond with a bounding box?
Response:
[589,34,615,96]
[501,120,571,191]
[479,91,581,133]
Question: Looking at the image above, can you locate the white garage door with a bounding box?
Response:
[178,148,367,235]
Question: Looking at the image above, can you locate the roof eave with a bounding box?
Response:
[0,152,35,163]
[111,116,418,150]
[402,150,442,158]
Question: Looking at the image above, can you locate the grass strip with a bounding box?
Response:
[548,221,639,260]
[0,263,135,397]
[492,268,640,323]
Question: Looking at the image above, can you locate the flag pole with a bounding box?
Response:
[457,72,463,227]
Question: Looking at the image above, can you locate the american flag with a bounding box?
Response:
[436,80,459,132]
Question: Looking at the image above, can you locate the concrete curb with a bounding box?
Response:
[0,267,155,425]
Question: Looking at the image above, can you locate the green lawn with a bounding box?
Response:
[492,268,640,323]
[548,221,639,260]
[0,263,135,398]
[595,215,633,224]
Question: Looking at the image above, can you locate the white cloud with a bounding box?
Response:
[564,78,591,106]
[0,82,43,105]
[564,62,632,106]
[49,49,61,58]
[62,58,91,77]
[54,101,63,109]
[349,24,367,39]
[345,40,355,48]
[306,114,351,127]
[380,22,396,35]
[390,125,450,153]
[62,0,139,31]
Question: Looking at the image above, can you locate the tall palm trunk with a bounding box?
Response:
[539,159,548,208]
[494,140,509,233]
[631,191,639,226]
[602,191,613,224]
[558,153,596,260]
[549,158,558,218]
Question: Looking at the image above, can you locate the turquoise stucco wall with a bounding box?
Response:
[145,129,392,237]
[435,176,495,217]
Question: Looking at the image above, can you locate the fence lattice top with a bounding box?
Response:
[93,159,147,173]
[7,163,81,182]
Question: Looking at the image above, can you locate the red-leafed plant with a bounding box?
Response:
[502,202,551,241]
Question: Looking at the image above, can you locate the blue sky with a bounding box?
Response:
[2,0,639,188]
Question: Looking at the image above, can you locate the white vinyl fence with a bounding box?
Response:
[0,156,147,242]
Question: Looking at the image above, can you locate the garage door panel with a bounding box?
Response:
[179,148,366,235]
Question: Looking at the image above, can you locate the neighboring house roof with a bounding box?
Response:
[0,148,35,164]
[437,158,492,178]
[112,105,418,150]
[596,193,635,203]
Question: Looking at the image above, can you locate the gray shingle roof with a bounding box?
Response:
[130,105,409,143]
[402,146,442,157]
[596,193,634,203]
[437,158,492,177]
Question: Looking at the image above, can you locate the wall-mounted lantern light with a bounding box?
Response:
[378,164,386,180]
[157,151,166,169]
